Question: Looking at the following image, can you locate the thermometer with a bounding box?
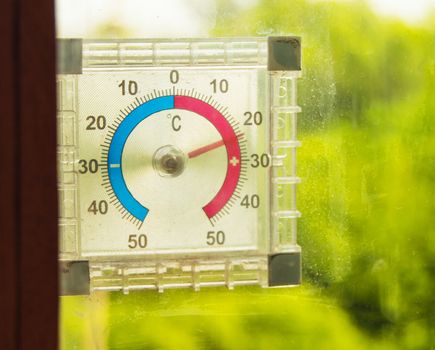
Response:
[57,37,302,294]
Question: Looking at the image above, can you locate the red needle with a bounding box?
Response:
[188,139,225,159]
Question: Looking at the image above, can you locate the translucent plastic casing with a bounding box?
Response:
[57,37,301,294]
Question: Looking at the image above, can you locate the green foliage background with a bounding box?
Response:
[61,0,435,348]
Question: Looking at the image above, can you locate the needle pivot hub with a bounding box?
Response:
[152,145,187,178]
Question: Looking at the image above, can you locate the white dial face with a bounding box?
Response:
[76,67,270,258]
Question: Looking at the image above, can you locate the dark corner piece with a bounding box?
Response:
[268,36,301,71]
[268,252,301,287]
[60,260,90,296]
[57,38,83,74]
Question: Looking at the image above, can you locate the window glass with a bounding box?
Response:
[58,1,435,349]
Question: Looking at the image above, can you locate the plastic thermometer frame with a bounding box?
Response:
[57,37,302,294]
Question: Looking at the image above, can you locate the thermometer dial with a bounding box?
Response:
[102,92,247,229]
[75,67,268,256]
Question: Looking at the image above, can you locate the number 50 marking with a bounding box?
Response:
[206,231,225,245]
[128,234,147,249]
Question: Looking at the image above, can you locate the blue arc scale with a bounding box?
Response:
[108,96,173,221]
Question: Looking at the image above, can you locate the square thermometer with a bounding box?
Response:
[57,37,302,294]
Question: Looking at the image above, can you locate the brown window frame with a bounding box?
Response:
[0,0,58,349]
